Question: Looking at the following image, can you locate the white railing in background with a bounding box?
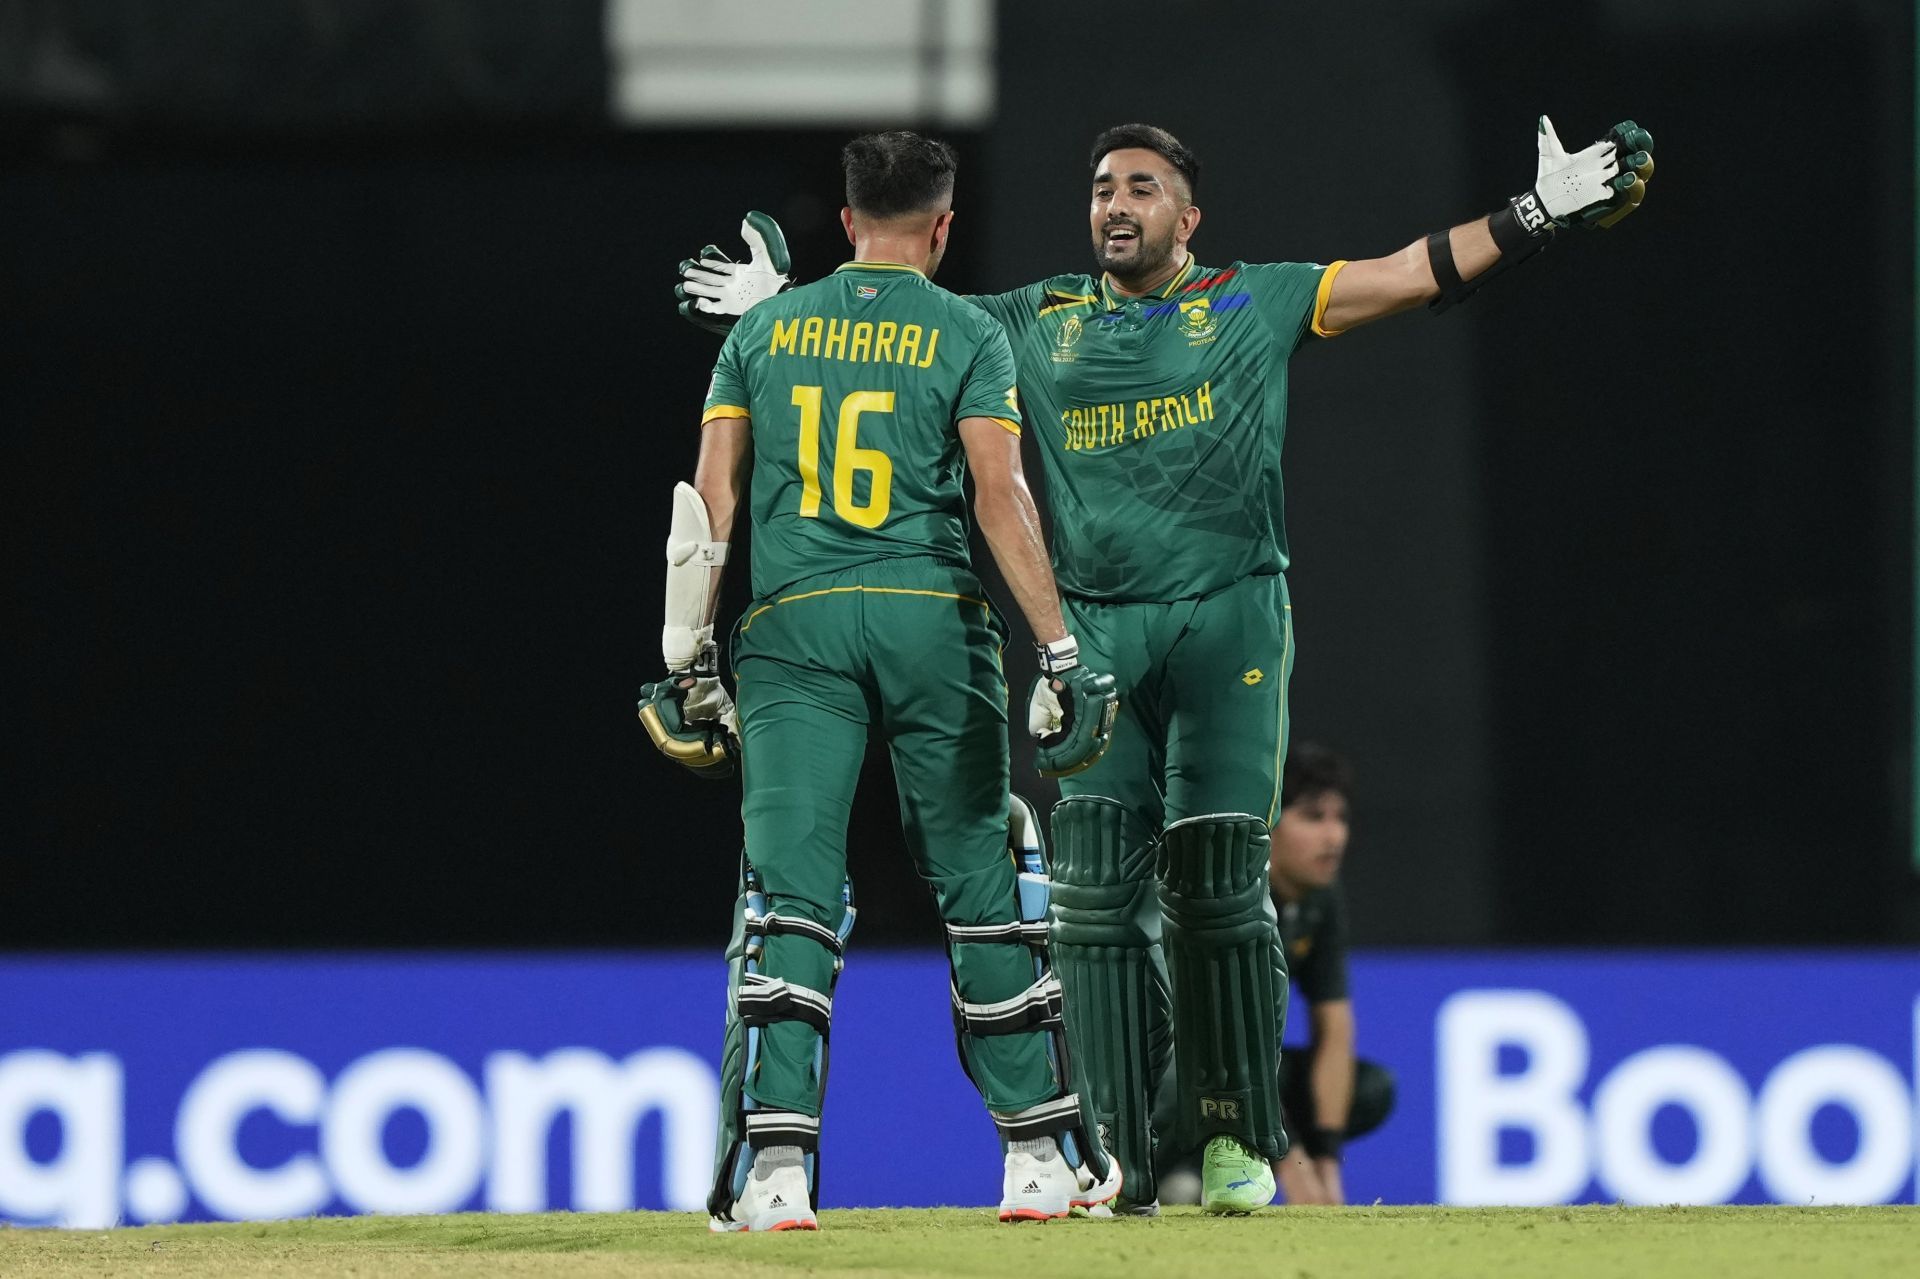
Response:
[606,0,995,127]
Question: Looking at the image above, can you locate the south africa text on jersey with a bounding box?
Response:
[769,316,942,367]
[1061,380,1215,452]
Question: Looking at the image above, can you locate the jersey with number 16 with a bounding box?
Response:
[701,261,1024,601]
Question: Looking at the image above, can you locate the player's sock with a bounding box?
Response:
[752,1145,804,1176]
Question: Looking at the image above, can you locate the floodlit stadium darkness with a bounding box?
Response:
[5,0,1918,1231]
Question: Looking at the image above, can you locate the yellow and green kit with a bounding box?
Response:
[970,256,1344,1202]
[973,257,1340,822]
[702,262,1084,1161]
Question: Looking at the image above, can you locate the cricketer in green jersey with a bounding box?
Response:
[675,114,1656,1215]
[641,132,1124,1231]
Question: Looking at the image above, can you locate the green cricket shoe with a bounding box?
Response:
[1200,1135,1275,1215]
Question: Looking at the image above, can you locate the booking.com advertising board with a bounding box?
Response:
[3,951,1918,1227]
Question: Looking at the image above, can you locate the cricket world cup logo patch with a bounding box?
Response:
[1052,315,1083,363]
[1179,297,1217,345]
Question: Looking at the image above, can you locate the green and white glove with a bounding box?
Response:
[674,211,793,335]
[1027,636,1120,779]
[1511,116,1655,236]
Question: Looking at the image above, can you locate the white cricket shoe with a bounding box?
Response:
[999,1147,1075,1223]
[710,1162,817,1233]
[1070,1150,1124,1214]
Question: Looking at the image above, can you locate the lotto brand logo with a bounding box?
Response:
[1199,1097,1241,1121]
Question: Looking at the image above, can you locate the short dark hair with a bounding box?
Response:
[842,130,957,218]
[1281,742,1354,810]
[1089,123,1200,202]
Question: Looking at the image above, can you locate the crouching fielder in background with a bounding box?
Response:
[638,130,1121,1231]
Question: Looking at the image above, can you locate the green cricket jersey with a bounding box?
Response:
[971,256,1342,602]
[704,261,1023,599]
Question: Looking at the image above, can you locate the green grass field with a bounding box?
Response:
[4,1205,1916,1278]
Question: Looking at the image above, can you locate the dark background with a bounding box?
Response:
[6,0,1916,950]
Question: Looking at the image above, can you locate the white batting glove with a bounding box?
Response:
[663,627,738,738]
[682,676,740,739]
[674,211,792,334]
[1517,116,1656,233]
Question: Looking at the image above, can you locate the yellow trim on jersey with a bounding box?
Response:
[1038,293,1097,318]
[1158,255,1199,297]
[1266,603,1294,825]
[1310,259,1351,339]
[741,584,990,632]
[1100,254,1199,308]
[986,416,1021,436]
[701,404,751,425]
[835,261,929,279]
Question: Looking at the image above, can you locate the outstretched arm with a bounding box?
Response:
[1320,116,1655,335]
[1319,218,1502,333]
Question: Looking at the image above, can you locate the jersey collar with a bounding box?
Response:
[835,260,929,279]
[1099,253,1199,308]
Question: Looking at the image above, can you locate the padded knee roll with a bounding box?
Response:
[1158,813,1289,1161]
[707,856,855,1223]
[936,795,1113,1185]
[1048,795,1170,1204]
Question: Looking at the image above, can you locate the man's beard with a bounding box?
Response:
[1094,220,1180,286]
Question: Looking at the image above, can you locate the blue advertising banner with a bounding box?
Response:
[1339,952,1919,1208]
[3,951,1917,1227]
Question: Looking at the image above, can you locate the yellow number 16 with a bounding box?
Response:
[791,386,894,529]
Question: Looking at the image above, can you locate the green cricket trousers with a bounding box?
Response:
[731,555,1059,1119]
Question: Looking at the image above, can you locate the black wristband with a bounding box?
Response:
[1431,198,1554,315]
[1425,230,1463,297]
[1303,1126,1346,1160]
[1493,192,1553,253]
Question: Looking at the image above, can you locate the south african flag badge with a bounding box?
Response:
[856,284,879,299]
